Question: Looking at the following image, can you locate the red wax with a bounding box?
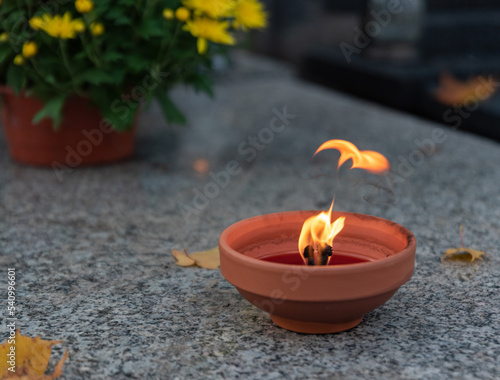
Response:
[259,251,369,265]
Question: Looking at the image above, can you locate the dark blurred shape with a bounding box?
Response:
[252,0,500,141]
[422,8,500,59]
[324,0,366,12]
[299,0,500,141]
[426,0,499,10]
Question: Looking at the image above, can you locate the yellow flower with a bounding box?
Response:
[183,18,235,54]
[13,55,24,65]
[0,32,8,42]
[233,0,267,30]
[175,7,190,22]
[37,12,85,39]
[22,41,38,58]
[75,0,94,13]
[90,22,104,36]
[73,19,86,33]
[182,0,235,18]
[29,16,44,30]
[163,8,174,20]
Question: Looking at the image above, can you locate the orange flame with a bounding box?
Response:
[298,201,345,265]
[299,140,390,265]
[314,139,390,174]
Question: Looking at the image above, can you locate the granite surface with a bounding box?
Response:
[0,52,499,379]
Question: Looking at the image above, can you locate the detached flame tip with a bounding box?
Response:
[313,139,390,173]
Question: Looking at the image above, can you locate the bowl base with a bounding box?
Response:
[270,315,363,334]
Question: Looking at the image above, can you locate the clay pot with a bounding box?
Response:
[0,86,136,166]
[219,210,416,334]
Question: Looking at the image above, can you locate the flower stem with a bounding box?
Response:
[82,14,102,67]
[159,23,181,69]
[58,39,84,96]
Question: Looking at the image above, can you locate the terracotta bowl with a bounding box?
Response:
[219,211,416,334]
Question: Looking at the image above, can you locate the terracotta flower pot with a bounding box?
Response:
[0,87,136,167]
[219,210,416,334]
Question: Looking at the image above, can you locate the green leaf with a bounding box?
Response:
[137,20,165,39]
[102,51,124,63]
[97,105,136,131]
[127,55,150,73]
[44,73,58,86]
[0,45,12,66]
[118,0,137,6]
[0,1,17,15]
[32,93,67,128]
[155,90,186,125]
[105,8,132,25]
[109,68,126,85]
[73,51,88,61]
[5,10,26,28]
[171,49,198,61]
[87,86,136,131]
[190,73,214,97]
[6,64,27,94]
[75,69,118,86]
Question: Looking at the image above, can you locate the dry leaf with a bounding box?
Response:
[190,247,220,269]
[171,247,220,269]
[434,72,498,107]
[171,249,196,267]
[441,247,485,262]
[0,330,68,379]
[442,225,485,263]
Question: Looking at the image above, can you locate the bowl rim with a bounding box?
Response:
[219,210,416,274]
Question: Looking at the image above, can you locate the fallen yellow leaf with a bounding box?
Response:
[0,330,68,379]
[442,225,485,263]
[190,247,220,269]
[171,249,196,267]
[441,247,485,262]
[171,247,220,269]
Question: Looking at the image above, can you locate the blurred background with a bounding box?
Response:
[247,0,500,141]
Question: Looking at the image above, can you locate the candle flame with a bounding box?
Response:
[299,140,390,265]
[298,201,345,265]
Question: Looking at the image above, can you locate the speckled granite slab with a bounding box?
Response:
[0,52,498,379]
